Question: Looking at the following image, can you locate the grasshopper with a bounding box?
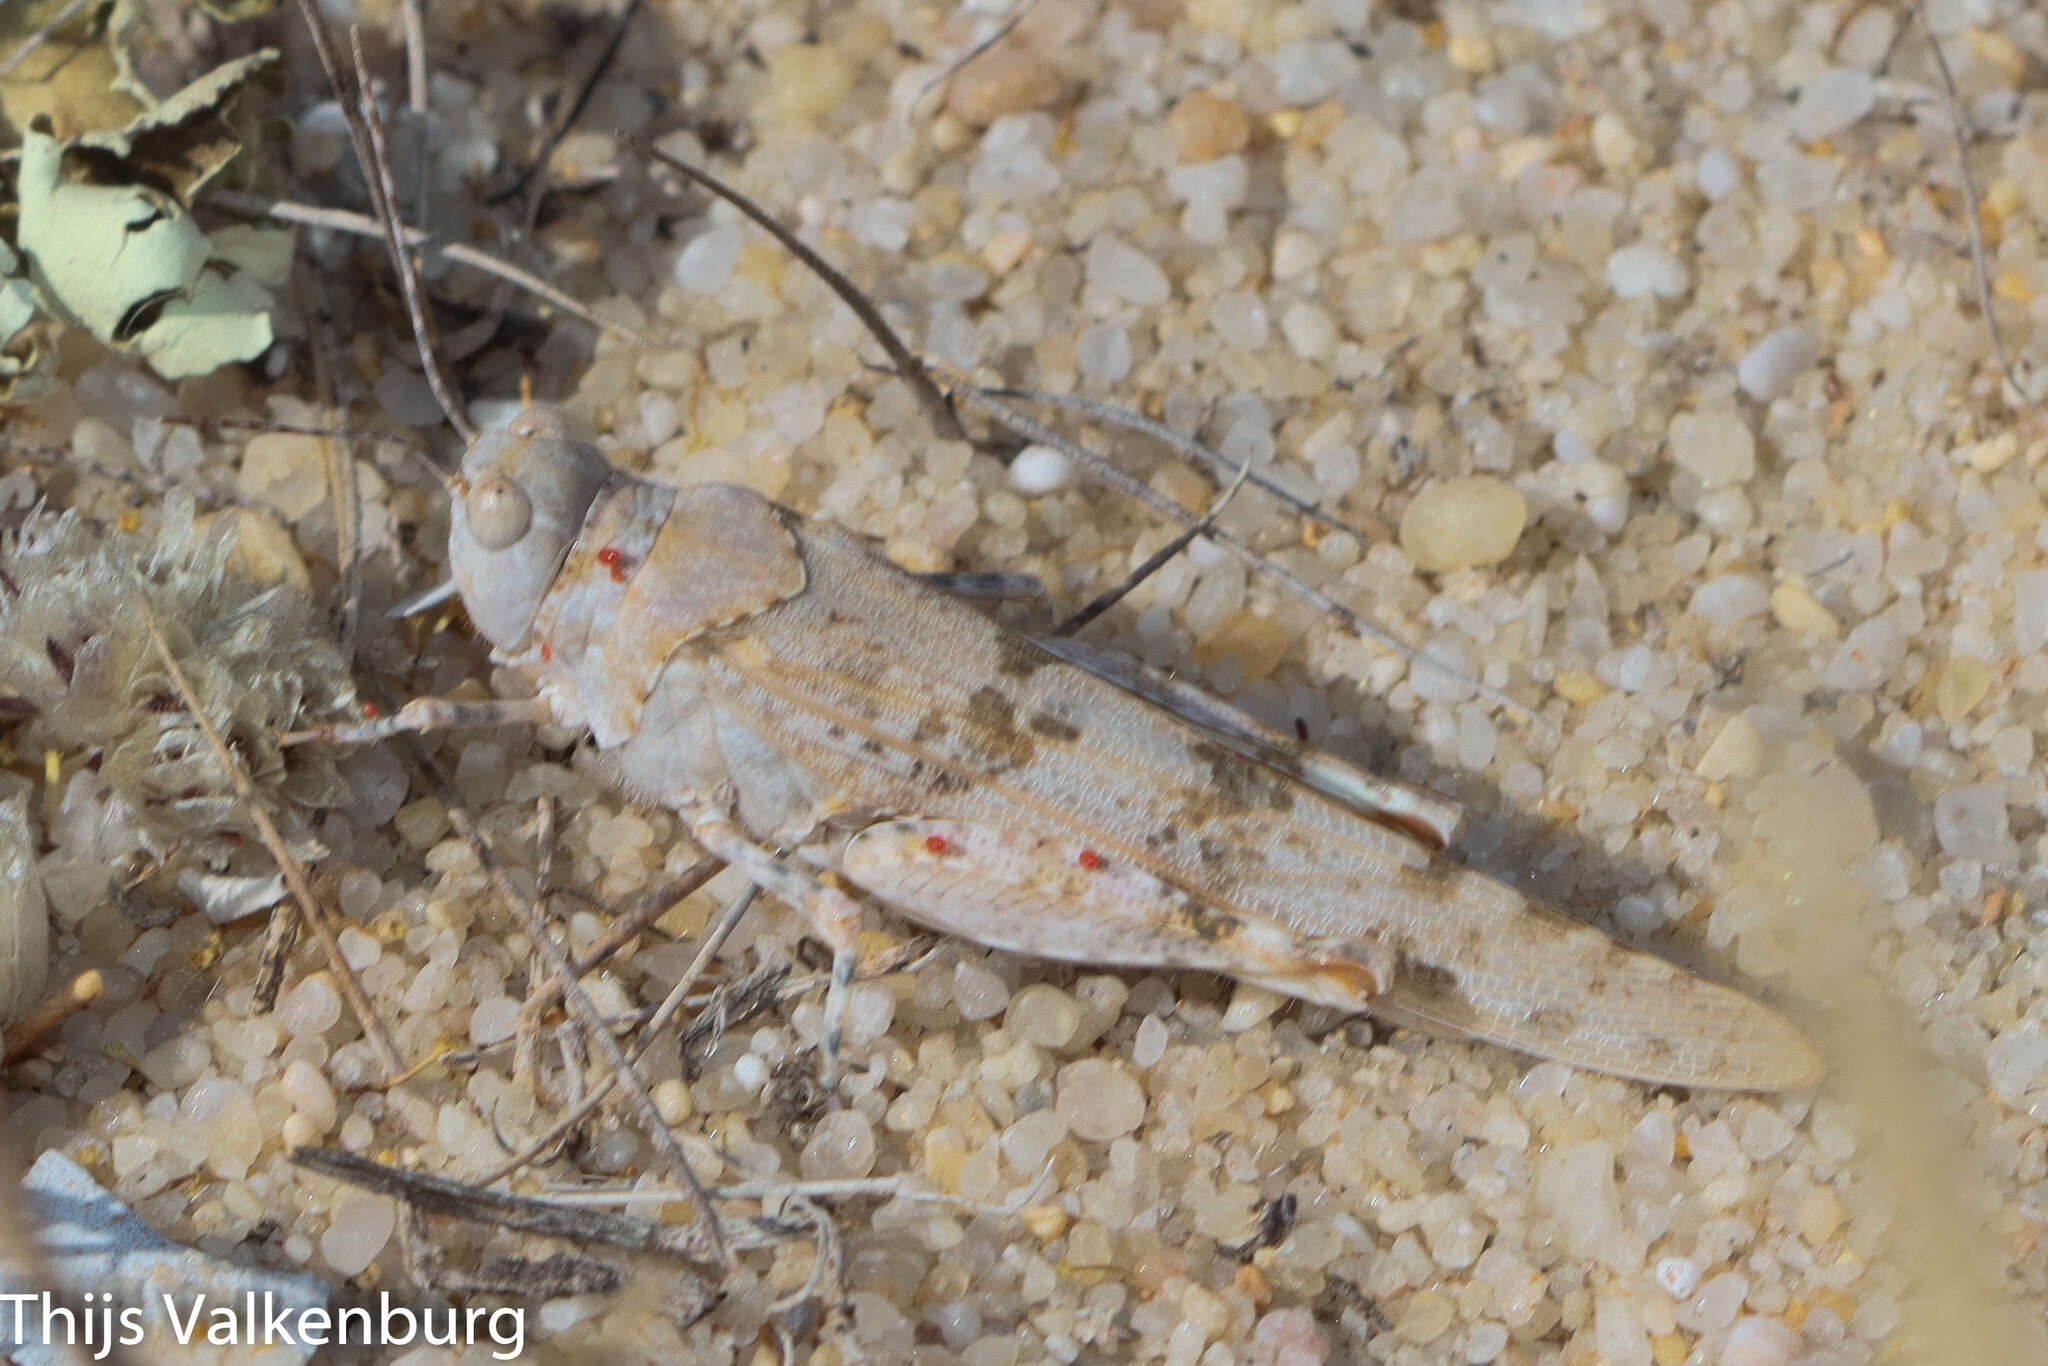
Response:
[310,406,1823,1094]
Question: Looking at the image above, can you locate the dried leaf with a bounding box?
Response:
[174,867,287,924]
[14,121,208,340]
[0,0,144,142]
[13,91,285,376]
[69,48,279,201]
[129,258,274,378]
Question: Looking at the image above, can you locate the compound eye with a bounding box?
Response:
[465,472,532,550]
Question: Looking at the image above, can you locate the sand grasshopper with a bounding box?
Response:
[308,406,1822,1094]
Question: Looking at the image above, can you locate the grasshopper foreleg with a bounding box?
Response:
[681,807,864,1086]
[280,695,554,747]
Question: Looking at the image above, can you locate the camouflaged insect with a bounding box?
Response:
[337,409,1823,1092]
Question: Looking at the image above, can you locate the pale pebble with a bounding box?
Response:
[1737,327,1819,400]
[1009,445,1073,495]
[1791,68,1874,141]
[1986,1025,2048,1102]
[1932,784,2018,862]
[1689,574,1769,626]
[1606,243,1688,299]
[1086,236,1171,307]
[1399,477,1527,573]
[1055,1058,1146,1141]
[320,1189,395,1276]
[1668,411,1756,487]
[1719,1314,1802,1366]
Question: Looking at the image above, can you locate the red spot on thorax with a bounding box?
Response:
[596,547,622,565]
[925,834,949,854]
[539,641,552,662]
[1078,849,1102,870]
[361,702,381,718]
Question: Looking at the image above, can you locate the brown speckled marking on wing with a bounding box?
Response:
[678,514,1820,1091]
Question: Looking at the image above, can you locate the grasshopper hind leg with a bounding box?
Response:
[839,817,1394,1012]
[682,808,863,1086]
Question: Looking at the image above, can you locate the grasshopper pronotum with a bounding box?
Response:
[305,397,1821,1094]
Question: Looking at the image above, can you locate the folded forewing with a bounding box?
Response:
[694,520,1819,1090]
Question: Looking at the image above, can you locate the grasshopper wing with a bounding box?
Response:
[689,514,1821,1091]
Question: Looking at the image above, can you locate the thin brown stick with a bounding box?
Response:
[514,796,558,1089]
[399,0,429,117]
[1053,430,1255,636]
[293,0,475,441]
[294,1146,708,1257]
[619,132,965,440]
[208,191,660,347]
[516,852,725,1028]
[910,0,1047,119]
[251,868,306,1011]
[0,0,92,78]
[383,703,729,1267]
[985,386,1393,547]
[484,882,759,1186]
[945,380,1549,729]
[3,970,102,1063]
[678,962,790,1077]
[348,26,477,443]
[491,0,646,206]
[301,260,366,666]
[1913,3,2046,428]
[134,595,404,1078]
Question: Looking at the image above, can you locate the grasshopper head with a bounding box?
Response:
[448,406,613,651]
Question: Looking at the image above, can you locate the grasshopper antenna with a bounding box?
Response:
[619,131,967,442]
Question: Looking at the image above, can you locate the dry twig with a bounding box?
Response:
[516,851,725,1028]
[134,596,404,1079]
[620,132,965,440]
[386,707,730,1267]
[945,380,1549,729]
[492,0,647,206]
[0,0,93,78]
[1053,424,1256,636]
[984,386,1393,548]
[347,26,477,443]
[292,0,476,441]
[210,191,659,347]
[3,970,102,1063]
[909,0,1047,119]
[1913,3,2046,428]
[484,883,760,1185]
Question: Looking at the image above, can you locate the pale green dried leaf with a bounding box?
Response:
[130,262,273,378]
[15,123,208,342]
[209,223,296,287]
